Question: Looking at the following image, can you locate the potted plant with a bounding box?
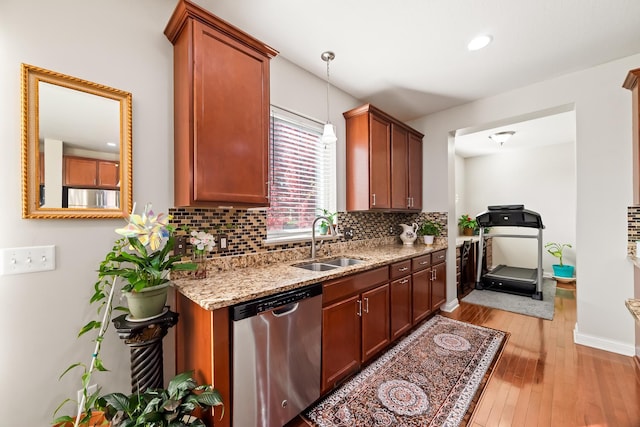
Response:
[97,370,223,427]
[545,242,574,278]
[54,204,197,427]
[458,214,477,236]
[418,220,441,245]
[316,208,337,235]
[101,203,197,319]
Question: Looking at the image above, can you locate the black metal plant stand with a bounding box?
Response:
[112,308,179,393]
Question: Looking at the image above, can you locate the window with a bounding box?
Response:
[267,106,336,241]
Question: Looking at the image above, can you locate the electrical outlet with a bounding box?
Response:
[0,245,55,275]
[218,234,228,252]
[344,227,354,240]
[77,384,97,403]
[173,235,188,256]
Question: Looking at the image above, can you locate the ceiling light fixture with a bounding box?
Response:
[489,131,515,147]
[321,51,337,145]
[467,34,493,51]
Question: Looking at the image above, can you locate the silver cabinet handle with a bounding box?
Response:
[372,193,376,206]
[398,266,409,272]
[419,261,428,265]
[399,279,409,285]
[407,197,411,208]
[357,299,362,317]
[363,297,369,314]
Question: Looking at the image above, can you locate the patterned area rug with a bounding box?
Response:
[305,315,507,427]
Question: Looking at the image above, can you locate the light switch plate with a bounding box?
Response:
[0,245,56,275]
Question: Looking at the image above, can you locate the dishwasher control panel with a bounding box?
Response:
[231,282,322,321]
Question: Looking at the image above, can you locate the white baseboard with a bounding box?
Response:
[441,299,459,313]
[573,322,635,356]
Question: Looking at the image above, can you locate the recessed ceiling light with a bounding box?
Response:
[467,34,493,51]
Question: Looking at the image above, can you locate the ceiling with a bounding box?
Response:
[196,0,640,156]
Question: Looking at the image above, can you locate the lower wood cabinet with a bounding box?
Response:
[390,275,412,340]
[431,258,446,310]
[321,267,389,393]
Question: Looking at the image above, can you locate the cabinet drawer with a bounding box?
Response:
[431,250,446,264]
[412,255,431,271]
[390,260,411,279]
[323,266,389,305]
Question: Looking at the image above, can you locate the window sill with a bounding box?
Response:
[263,233,342,246]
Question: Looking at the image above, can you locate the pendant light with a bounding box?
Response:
[489,131,515,147]
[321,51,337,144]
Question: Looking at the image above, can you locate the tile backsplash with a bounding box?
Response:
[628,206,640,256]
[169,207,447,259]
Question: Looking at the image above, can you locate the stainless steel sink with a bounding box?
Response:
[323,257,365,267]
[293,257,365,271]
[294,263,338,271]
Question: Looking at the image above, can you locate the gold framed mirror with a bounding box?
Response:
[21,64,132,219]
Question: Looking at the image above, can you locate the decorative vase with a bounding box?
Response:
[124,282,170,320]
[319,223,329,235]
[552,264,574,278]
[399,223,418,245]
[192,249,207,279]
[423,235,435,246]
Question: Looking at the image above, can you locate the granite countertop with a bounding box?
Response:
[626,299,640,324]
[171,243,447,311]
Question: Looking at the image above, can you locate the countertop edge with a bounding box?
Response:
[172,243,448,310]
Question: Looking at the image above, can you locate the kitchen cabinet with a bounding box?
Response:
[624,68,640,203]
[431,250,447,310]
[390,260,412,340]
[165,0,278,207]
[321,266,389,393]
[344,104,424,211]
[64,156,119,188]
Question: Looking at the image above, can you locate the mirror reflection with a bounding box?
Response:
[22,64,132,219]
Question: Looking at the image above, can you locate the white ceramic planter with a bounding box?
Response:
[124,282,170,320]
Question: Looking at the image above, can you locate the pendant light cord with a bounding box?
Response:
[326,57,331,123]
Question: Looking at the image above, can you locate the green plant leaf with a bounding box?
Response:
[59,362,84,380]
[78,320,102,337]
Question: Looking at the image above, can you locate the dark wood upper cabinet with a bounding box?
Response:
[344,104,423,212]
[624,68,640,204]
[165,0,278,207]
[64,156,119,189]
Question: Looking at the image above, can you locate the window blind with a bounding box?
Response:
[267,106,337,240]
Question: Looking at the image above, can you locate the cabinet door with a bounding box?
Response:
[361,283,390,362]
[65,157,97,186]
[191,20,269,206]
[390,276,412,341]
[431,262,446,311]
[369,113,391,209]
[408,132,423,210]
[97,161,119,187]
[322,295,361,393]
[412,268,431,325]
[391,124,409,209]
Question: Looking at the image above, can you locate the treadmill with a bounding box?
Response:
[475,205,545,300]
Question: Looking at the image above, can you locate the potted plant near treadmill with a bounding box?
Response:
[458,214,477,236]
[545,242,574,278]
[418,220,441,245]
[53,204,197,427]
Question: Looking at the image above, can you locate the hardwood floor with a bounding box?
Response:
[443,289,640,427]
[288,289,640,427]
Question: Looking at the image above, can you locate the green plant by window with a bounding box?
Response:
[457,214,477,230]
[316,208,337,227]
[545,242,572,266]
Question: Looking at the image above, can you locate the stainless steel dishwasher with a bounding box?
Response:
[231,283,322,427]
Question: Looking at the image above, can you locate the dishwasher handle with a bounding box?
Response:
[271,302,299,317]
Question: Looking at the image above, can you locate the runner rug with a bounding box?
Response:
[305,315,507,427]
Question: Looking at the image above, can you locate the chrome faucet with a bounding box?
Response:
[311,216,331,259]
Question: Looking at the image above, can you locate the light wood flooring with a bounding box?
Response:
[443,287,640,427]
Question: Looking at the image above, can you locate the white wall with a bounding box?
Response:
[410,53,638,356]
[0,1,360,425]
[463,142,577,272]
